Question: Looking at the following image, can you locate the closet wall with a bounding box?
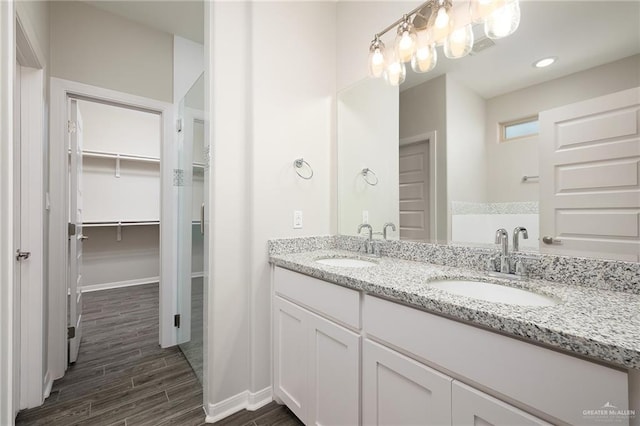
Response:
[80,100,162,290]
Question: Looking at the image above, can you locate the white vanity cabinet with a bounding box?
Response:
[452,381,551,426]
[273,267,631,426]
[362,338,549,426]
[363,339,452,425]
[273,268,360,426]
[364,294,629,426]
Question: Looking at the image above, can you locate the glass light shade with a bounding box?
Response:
[435,6,450,28]
[484,0,520,39]
[411,43,437,73]
[444,23,474,58]
[384,57,406,86]
[469,0,505,22]
[411,31,437,73]
[368,39,386,78]
[394,19,417,63]
[426,2,453,43]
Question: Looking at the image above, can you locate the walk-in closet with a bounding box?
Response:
[79,99,162,292]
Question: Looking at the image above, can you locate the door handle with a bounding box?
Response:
[542,236,562,245]
[16,249,31,261]
[200,203,205,236]
[80,235,89,241]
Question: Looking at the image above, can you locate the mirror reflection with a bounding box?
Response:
[337,1,640,261]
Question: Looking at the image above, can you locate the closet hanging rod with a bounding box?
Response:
[82,221,160,228]
[82,150,160,163]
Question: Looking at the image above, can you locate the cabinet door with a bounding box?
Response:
[308,312,360,426]
[452,381,551,426]
[274,296,308,422]
[363,339,452,426]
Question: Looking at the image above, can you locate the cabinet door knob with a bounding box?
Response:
[542,236,562,245]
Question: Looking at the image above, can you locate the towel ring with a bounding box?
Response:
[293,158,313,180]
[361,168,378,186]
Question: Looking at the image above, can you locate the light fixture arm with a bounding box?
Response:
[373,0,433,39]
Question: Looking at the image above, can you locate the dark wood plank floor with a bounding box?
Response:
[15,282,302,426]
[16,283,206,426]
[214,402,303,426]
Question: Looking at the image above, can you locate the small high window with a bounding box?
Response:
[500,116,539,142]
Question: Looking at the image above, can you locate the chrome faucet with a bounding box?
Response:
[357,223,374,254]
[489,227,531,279]
[383,222,396,240]
[513,226,528,252]
[494,228,509,273]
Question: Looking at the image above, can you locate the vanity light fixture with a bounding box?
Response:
[368,0,521,86]
[533,57,557,68]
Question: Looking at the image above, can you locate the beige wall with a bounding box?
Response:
[50,1,173,103]
[486,54,640,202]
[16,1,49,66]
[400,75,448,241]
[446,75,487,204]
[338,78,399,237]
[207,1,337,409]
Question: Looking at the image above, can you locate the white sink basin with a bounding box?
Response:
[315,258,377,268]
[428,280,559,307]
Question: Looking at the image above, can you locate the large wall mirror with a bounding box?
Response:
[337,1,640,261]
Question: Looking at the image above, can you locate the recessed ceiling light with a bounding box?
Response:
[533,57,557,68]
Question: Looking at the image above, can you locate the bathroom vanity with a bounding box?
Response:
[270,240,639,426]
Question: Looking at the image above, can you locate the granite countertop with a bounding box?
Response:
[270,249,640,370]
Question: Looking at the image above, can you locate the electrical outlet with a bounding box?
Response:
[362,210,369,224]
[293,210,303,229]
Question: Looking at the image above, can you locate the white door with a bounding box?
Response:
[363,339,452,426]
[539,87,640,261]
[68,99,85,363]
[308,312,359,426]
[452,381,551,425]
[273,296,308,422]
[399,141,430,241]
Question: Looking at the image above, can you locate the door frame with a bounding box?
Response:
[49,78,176,379]
[0,1,15,422]
[16,15,47,409]
[2,3,50,419]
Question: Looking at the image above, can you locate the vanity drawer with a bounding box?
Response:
[363,294,629,426]
[274,267,360,329]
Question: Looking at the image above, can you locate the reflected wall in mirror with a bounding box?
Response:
[337,1,640,261]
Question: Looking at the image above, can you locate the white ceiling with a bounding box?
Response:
[402,1,640,98]
[84,0,204,44]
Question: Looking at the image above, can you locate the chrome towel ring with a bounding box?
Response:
[361,168,378,186]
[294,158,313,180]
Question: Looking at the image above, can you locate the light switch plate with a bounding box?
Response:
[293,210,303,229]
[362,210,369,224]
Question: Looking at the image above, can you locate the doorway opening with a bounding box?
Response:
[67,97,163,364]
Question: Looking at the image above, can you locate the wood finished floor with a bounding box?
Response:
[16,283,205,426]
[15,283,302,426]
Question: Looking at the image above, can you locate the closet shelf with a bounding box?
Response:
[83,149,160,164]
[83,221,160,228]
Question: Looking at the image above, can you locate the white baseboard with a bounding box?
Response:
[80,277,159,293]
[247,387,272,410]
[204,387,273,423]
